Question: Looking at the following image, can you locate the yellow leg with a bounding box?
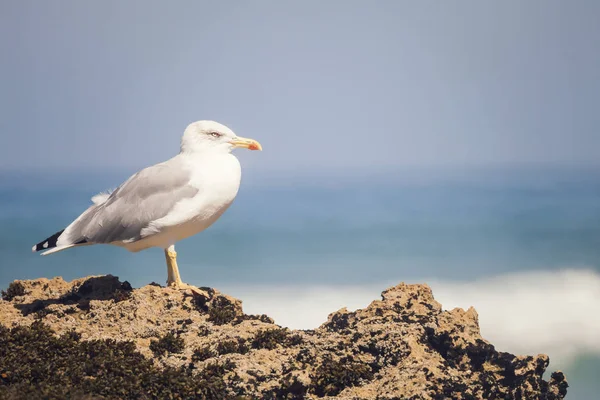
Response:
[165,247,182,286]
[164,246,206,296]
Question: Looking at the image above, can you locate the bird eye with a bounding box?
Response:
[209,132,222,138]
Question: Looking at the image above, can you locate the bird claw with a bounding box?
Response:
[167,281,208,298]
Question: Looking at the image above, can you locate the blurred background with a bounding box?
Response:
[1,1,599,398]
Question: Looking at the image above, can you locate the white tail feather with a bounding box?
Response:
[91,189,115,205]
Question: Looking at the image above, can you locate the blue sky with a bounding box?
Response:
[1,1,599,175]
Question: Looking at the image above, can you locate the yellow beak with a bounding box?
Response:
[229,136,262,151]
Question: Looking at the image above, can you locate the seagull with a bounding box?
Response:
[32,121,262,294]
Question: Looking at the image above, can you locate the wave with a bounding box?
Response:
[430,269,600,366]
[222,268,600,368]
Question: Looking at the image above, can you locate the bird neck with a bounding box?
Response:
[179,149,236,165]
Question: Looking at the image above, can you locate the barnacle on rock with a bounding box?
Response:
[233,313,275,325]
[192,292,243,326]
[1,282,26,301]
[209,305,238,325]
[266,373,309,400]
[311,355,374,397]
[192,345,216,362]
[0,322,230,399]
[149,332,185,357]
[112,281,133,303]
[324,309,352,332]
[251,328,295,350]
[217,338,250,355]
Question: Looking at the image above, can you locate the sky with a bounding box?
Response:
[1,1,599,176]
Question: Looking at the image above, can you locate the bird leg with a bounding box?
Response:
[164,247,206,297]
[165,247,183,286]
[166,250,176,284]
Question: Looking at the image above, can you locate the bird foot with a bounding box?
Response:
[167,281,208,298]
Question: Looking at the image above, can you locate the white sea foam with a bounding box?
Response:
[429,269,600,366]
[222,268,600,368]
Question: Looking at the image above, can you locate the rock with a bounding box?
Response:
[0,276,567,399]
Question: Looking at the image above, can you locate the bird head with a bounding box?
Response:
[180,120,262,154]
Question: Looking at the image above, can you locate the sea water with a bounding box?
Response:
[0,168,598,398]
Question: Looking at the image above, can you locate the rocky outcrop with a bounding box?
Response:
[0,275,567,399]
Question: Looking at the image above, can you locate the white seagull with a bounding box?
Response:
[32,121,262,294]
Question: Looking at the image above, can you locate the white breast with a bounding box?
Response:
[136,153,242,249]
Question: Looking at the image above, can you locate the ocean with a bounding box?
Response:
[0,167,599,399]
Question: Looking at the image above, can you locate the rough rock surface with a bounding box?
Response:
[0,275,568,399]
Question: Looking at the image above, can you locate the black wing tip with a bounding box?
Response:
[33,229,65,252]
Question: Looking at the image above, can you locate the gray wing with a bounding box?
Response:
[69,157,198,244]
